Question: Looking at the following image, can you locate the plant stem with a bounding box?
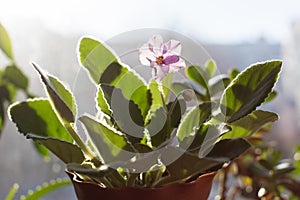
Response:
[160,92,168,113]
[219,164,230,200]
[167,97,178,117]
[65,123,99,163]
[158,84,168,112]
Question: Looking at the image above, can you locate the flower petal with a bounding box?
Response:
[155,65,170,81]
[162,43,169,54]
[149,35,164,55]
[139,43,155,65]
[163,55,180,65]
[169,58,186,72]
[165,39,181,55]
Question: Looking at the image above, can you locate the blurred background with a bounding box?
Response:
[0,0,300,199]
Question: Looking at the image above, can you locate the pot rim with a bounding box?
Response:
[66,169,217,191]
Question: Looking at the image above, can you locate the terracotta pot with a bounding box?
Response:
[66,170,216,200]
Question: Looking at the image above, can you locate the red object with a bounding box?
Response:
[67,171,216,200]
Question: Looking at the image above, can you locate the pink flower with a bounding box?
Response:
[139,35,186,81]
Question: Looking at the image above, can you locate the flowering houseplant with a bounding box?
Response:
[8,34,281,200]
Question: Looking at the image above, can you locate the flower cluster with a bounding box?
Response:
[139,35,186,81]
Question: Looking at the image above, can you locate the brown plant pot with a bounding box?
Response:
[66,170,216,200]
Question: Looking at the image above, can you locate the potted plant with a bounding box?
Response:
[8,34,281,200]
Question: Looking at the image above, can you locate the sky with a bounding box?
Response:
[0,0,300,43]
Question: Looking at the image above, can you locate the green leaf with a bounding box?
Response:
[133,143,153,153]
[148,79,164,112]
[100,62,151,119]
[48,76,76,116]
[67,163,125,187]
[159,138,250,185]
[3,65,28,90]
[222,110,278,139]
[67,163,110,176]
[20,178,71,200]
[274,162,294,176]
[177,102,214,142]
[0,101,4,136]
[208,75,230,97]
[204,138,250,160]
[292,146,300,176]
[171,82,196,101]
[229,68,240,80]
[28,135,85,164]
[113,150,161,174]
[79,115,134,164]
[161,73,174,100]
[171,82,190,94]
[0,23,13,60]
[197,124,232,157]
[9,98,73,142]
[186,65,209,90]
[181,124,231,153]
[149,99,186,147]
[79,37,117,83]
[249,163,272,178]
[79,37,151,118]
[144,163,166,187]
[168,99,186,128]
[220,60,282,123]
[100,84,144,144]
[5,184,19,200]
[96,86,111,116]
[264,90,277,103]
[33,142,50,159]
[147,106,167,146]
[159,148,216,185]
[205,59,216,77]
[33,63,76,123]
[0,83,16,102]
